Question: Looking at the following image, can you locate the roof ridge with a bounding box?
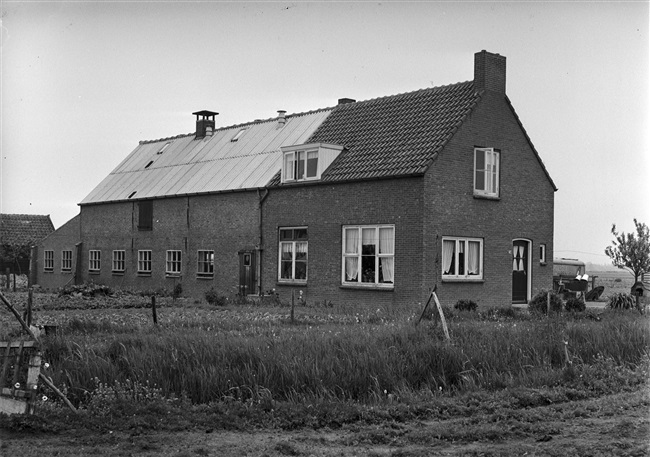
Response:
[138,106,336,145]
[339,80,474,107]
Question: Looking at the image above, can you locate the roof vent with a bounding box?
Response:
[192,110,218,139]
[338,98,356,105]
[277,110,287,128]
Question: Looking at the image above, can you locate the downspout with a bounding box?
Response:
[256,187,270,295]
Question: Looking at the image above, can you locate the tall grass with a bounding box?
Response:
[42,310,649,407]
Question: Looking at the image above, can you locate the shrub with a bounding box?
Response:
[565,297,586,312]
[204,288,227,306]
[59,282,113,297]
[454,299,478,312]
[173,283,183,299]
[528,290,563,315]
[607,293,636,310]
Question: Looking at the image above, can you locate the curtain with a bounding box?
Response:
[345,229,359,281]
[468,241,480,275]
[443,240,455,274]
[379,227,394,283]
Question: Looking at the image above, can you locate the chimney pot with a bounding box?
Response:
[277,110,287,128]
[474,51,506,94]
[192,110,218,139]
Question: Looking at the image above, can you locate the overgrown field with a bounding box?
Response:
[1,291,649,455]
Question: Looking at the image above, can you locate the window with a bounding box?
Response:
[230,127,248,142]
[442,237,483,280]
[539,244,547,265]
[474,147,500,197]
[283,149,319,182]
[342,225,394,287]
[157,142,171,154]
[44,250,54,272]
[166,250,182,276]
[89,250,101,273]
[112,250,125,273]
[138,200,153,230]
[138,250,152,275]
[278,227,308,282]
[61,250,72,272]
[197,250,214,278]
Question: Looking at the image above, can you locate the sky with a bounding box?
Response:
[1,1,648,267]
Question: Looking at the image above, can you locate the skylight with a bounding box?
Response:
[230,127,248,142]
[157,142,171,154]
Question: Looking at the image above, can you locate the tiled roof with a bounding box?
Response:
[0,214,55,246]
[308,81,481,182]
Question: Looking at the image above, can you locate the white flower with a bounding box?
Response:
[44,362,50,369]
[42,395,48,402]
[14,383,20,389]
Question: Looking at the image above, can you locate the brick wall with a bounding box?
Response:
[423,90,555,308]
[261,177,425,312]
[36,214,80,290]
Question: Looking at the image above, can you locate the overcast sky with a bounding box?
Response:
[1,1,648,266]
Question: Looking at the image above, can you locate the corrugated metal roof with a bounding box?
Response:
[80,109,333,204]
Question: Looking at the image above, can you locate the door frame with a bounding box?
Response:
[512,238,532,304]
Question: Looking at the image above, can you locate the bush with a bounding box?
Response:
[173,283,183,299]
[454,299,478,312]
[204,288,227,306]
[607,293,636,310]
[59,282,113,297]
[528,290,563,315]
[565,297,586,312]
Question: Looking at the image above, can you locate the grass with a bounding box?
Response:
[1,293,649,437]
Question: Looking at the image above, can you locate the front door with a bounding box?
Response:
[239,251,256,296]
[512,240,530,303]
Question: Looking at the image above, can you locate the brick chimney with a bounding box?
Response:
[474,50,506,94]
[192,110,218,139]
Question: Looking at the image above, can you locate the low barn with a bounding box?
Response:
[1,214,54,280]
[37,50,556,309]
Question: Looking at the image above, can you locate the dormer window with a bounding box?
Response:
[280,143,344,184]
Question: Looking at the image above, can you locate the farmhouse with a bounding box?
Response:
[1,213,54,280]
[36,50,556,309]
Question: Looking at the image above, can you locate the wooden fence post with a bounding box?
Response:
[151,296,158,325]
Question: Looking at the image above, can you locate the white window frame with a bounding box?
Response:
[44,250,54,272]
[341,225,395,288]
[112,250,125,274]
[441,237,483,281]
[166,250,182,276]
[474,147,500,198]
[282,149,319,182]
[61,250,72,272]
[89,250,101,273]
[539,243,547,265]
[138,250,152,275]
[197,250,214,278]
[278,227,308,283]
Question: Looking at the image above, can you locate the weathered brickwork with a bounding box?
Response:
[423,91,555,308]
[261,177,425,312]
[35,215,80,290]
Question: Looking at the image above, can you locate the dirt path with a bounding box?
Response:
[2,387,648,457]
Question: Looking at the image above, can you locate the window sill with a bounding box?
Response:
[473,193,500,201]
[166,274,182,279]
[442,278,484,283]
[196,275,214,280]
[277,281,307,287]
[137,272,152,277]
[340,284,394,291]
[540,262,548,266]
[43,270,54,274]
[112,271,125,276]
[88,271,100,275]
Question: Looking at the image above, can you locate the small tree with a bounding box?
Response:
[604,219,650,284]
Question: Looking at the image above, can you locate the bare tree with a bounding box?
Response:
[605,219,650,284]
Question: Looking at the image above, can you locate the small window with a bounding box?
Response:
[61,250,72,272]
[145,160,154,169]
[44,250,54,272]
[230,127,248,142]
[474,148,500,198]
[138,250,152,275]
[112,250,125,273]
[157,142,171,154]
[197,250,214,278]
[283,149,319,182]
[342,225,394,287]
[138,200,153,230]
[539,244,547,265]
[442,237,483,280]
[89,250,101,273]
[278,227,308,282]
[166,250,182,276]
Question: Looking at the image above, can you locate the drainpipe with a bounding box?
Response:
[256,187,270,295]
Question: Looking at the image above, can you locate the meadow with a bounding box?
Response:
[1,288,648,456]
